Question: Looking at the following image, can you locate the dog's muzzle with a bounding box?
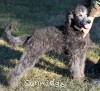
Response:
[80,18,91,29]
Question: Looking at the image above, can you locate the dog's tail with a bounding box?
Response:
[5,21,31,47]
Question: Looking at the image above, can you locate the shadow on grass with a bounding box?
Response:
[0,45,22,85]
[37,51,69,76]
[0,68,7,86]
[36,58,68,76]
[85,58,100,79]
[0,45,100,85]
[0,45,22,67]
[0,27,4,38]
[46,51,68,64]
[36,52,100,79]
[90,18,100,44]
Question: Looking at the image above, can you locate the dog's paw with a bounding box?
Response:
[6,77,19,88]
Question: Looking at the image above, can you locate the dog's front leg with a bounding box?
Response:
[68,51,84,80]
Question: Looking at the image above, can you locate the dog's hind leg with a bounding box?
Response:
[7,46,47,88]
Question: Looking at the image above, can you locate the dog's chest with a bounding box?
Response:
[65,27,89,50]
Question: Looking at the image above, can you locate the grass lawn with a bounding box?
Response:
[0,0,100,91]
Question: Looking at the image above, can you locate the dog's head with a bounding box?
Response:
[66,5,91,30]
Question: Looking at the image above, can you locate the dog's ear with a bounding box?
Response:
[66,10,74,26]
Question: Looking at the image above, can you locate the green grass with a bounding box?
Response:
[0,0,100,91]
